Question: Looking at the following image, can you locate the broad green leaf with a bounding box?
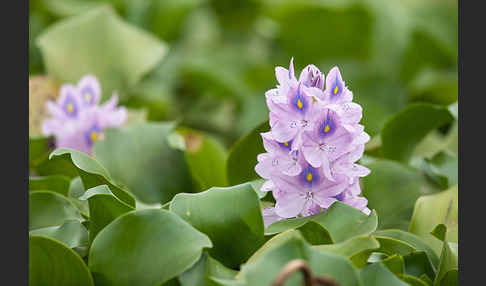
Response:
[361,262,409,286]
[400,275,431,286]
[249,179,268,199]
[227,120,268,185]
[29,220,88,249]
[408,69,458,105]
[49,148,136,207]
[361,159,437,229]
[29,191,83,230]
[265,202,378,244]
[170,183,265,269]
[89,209,212,286]
[313,235,380,268]
[93,122,194,204]
[79,185,134,244]
[403,251,436,282]
[37,5,167,101]
[374,230,440,270]
[179,128,228,190]
[179,252,238,286]
[409,185,458,255]
[30,235,94,286]
[244,230,303,265]
[381,103,454,163]
[29,175,71,196]
[238,236,361,286]
[381,255,405,276]
[421,152,458,190]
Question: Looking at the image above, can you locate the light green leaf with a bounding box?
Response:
[30,235,94,286]
[266,202,377,244]
[93,122,194,204]
[361,262,409,286]
[409,185,458,255]
[49,148,136,207]
[29,191,83,230]
[179,252,238,286]
[37,5,167,101]
[89,209,212,286]
[434,242,458,286]
[170,183,265,269]
[29,175,71,196]
[381,103,454,163]
[29,220,88,249]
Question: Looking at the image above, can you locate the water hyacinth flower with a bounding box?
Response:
[256,59,371,223]
[42,75,127,154]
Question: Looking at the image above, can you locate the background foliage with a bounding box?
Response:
[29,0,458,285]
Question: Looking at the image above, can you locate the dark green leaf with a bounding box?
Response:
[381,103,454,163]
[403,251,436,281]
[30,235,94,286]
[179,252,238,286]
[434,242,457,286]
[89,209,212,286]
[170,183,265,268]
[29,191,83,230]
[361,262,409,286]
[93,122,194,204]
[79,185,135,244]
[29,175,71,196]
[227,120,268,185]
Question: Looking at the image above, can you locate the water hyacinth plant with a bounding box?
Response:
[41,75,127,154]
[256,59,370,226]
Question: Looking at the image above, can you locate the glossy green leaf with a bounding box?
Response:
[89,209,212,286]
[361,262,409,286]
[227,120,268,185]
[29,175,71,196]
[170,183,265,268]
[265,201,378,244]
[94,122,194,204]
[245,229,303,265]
[49,148,135,207]
[29,191,83,230]
[29,235,94,286]
[179,252,238,286]
[37,5,167,101]
[79,185,135,244]
[361,159,437,229]
[29,220,88,249]
[313,235,380,268]
[238,236,361,286]
[409,185,458,255]
[381,103,454,163]
[374,230,440,270]
[179,128,228,190]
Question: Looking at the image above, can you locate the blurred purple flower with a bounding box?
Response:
[42,75,126,155]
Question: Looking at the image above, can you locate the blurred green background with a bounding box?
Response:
[29,0,458,146]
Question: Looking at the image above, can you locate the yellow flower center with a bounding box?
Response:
[324,124,330,133]
[297,99,303,109]
[333,85,339,95]
[67,103,74,113]
[284,142,289,146]
[84,92,92,102]
[90,131,99,142]
[306,172,313,182]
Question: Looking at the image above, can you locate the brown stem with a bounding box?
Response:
[271,259,340,286]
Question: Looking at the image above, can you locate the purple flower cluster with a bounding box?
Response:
[42,75,127,154]
[255,59,371,227]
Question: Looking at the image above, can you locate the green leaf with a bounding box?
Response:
[403,251,436,281]
[179,128,228,190]
[265,201,378,244]
[93,122,194,204]
[30,235,94,286]
[238,236,362,286]
[374,230,440,270]
[409,185,458,255]
[245,230,303,265]
[421,152,458,190]
[408,69,458,105]
[29,175,71,196]
[29,191,83,230]
[361,159,436,229]
[89,209,212,286]
[79,185,134,244]
[179,252,238,286]
[381,255,405,276]
[29,220,88,249]
[37,5,167,101]
[381,103,454,163]
[170,183,265,269]
[361,262,409,286]
[434,242,458,286]
[227,120,268,185]
[49,148,135,207]
[313,235,380,268]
